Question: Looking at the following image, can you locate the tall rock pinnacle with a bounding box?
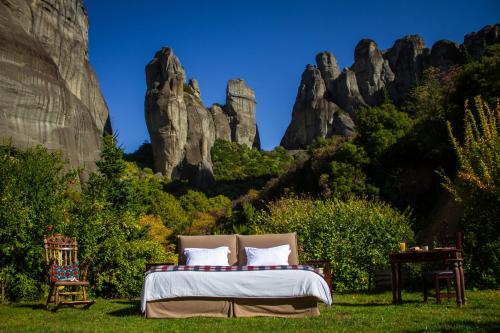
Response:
[225,79,260,149]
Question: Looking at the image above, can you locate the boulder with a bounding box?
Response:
[0,0,110,171]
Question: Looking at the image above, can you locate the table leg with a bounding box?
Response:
[452,260,463,307]
[397,263,402,302]
[391,262,397,303]
[458,260,466,305]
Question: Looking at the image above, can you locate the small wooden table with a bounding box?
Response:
[389,249,466,307]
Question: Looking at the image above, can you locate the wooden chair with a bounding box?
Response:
[44,234,95,310]
[422,232,463,304]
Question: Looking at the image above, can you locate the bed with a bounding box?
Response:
[141,233,332,318]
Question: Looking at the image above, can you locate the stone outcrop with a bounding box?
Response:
[331,69,366,114]
[0,0,110,171]
[384,35,428,104]
[281,24,499,149]
[210,104,232,142]
[463,23,500,60]
[182,93,216,188]
[280,64,355,149]
[225,79,260,149]
[352,39,394,105]
[316,51,340,98]
[428,40,465,72]
[145,47,260,187]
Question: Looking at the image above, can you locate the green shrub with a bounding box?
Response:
[180,190,212,213]
[254,197,414,291]
[152,191,189,231]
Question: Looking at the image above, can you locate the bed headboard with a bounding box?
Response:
[177,233,299,266]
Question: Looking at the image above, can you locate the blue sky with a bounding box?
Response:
[84,0,500,152]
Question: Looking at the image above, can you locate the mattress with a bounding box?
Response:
[141,269,332,313]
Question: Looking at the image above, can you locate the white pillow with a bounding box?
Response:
[245,244,291,266]
[184,246,231,266]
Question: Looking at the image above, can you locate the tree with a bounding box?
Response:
[355,101,412,159]
[319,142,378,199]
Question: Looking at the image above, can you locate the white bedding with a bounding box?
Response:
[141,269,332,312]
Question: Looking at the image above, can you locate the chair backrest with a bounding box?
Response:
[44,234,79,266]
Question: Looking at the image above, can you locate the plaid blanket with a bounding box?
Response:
[146,265,323,278]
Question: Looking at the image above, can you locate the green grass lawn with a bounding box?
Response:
[1,291,499,333]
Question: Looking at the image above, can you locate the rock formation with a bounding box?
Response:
[331,69,366,114]
[0,0,110,171]
[145,47,260,186]
[225,79,260,149]
[352,39,394,105]
[316,51,340,98]
[281,24,499,149]
[210,104,232,142]
[384,35,427,104]
[182,93,216,187]
[428,40,465,72]
[145,47,190,181]
[463,23,500,60]
[280,64,355,149]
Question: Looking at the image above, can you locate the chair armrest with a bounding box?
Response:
[305,259,332,291]
[146,262,177,271]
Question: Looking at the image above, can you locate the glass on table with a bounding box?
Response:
[399,242,406,252]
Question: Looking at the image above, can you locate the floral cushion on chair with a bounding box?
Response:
[49,262,80,282]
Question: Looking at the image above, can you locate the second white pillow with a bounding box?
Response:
[245,244,291,266]
[184,246,231,266]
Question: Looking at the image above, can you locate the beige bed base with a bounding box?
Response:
[145,297,320,318]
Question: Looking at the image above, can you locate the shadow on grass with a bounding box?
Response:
[333,299,421,307]
[408,320,500,333]
[111,300,140,305]
[333,302,389,307]
[108,305,141,317]
[11,303,45,310]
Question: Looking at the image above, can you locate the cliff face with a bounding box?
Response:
[0,0,110,170]
[145,47,260,187]
[281,24,499,149]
